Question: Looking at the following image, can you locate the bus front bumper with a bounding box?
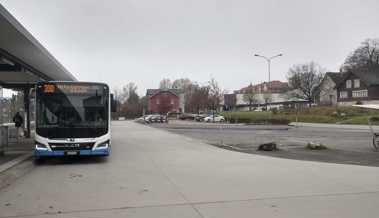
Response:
[35,148,109,157]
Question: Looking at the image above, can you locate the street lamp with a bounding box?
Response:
[254,53,283,110]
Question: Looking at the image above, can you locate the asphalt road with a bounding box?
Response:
[153,121,376,151]
[1,121,379,217]
[152,121,379,166]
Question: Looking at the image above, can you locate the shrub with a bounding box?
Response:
[223,112,290,125]
[288,114,338,123]
[271,108,278,115]
[224,106,379,125]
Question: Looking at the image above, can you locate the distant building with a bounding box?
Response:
[223,80,307,111]
[318,72,343,106]
[223,92,308,111]
[237,80,289,94]
[146,89,185,114]
[335,69,379,106]
[223,94,237,111]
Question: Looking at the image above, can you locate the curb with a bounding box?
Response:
[288,122,377,130]
[0,152,33,173]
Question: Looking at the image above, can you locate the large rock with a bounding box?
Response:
[306,142,327,150]
[258,142,277,151]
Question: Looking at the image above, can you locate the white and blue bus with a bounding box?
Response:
[34,82,112,157]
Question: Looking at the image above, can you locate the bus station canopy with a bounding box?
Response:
[0,4,76,89]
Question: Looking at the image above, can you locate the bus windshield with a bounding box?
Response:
[36,83,109,138]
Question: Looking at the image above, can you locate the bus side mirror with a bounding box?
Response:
[111,94,117,112]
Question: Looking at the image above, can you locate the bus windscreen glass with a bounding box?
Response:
[36,83,109,138]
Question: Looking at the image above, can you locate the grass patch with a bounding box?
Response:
[286,114,338,124]
[222,112,290,125]
[338,116,379,125]
[223,106,379,125]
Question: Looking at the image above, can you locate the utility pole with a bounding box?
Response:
[254,53,283,110]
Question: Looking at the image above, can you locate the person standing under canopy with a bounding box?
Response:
[13,112,23,141]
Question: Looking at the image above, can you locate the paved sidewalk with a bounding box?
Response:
[0,121,379,217]
[0,138,33,172]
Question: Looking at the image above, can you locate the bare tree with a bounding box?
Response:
[343,38,379,71]
[172,78,192,89]
[242,86,257,111]
[287,62,324,107]
[182,82,201,113]
[112,88,123,116]
[187,85,209,114]
[123,91,141,118]
[115,82,143,118]
[115,82,138,104]
[208,78,224,113]
[159,78,172,89]
[139,96,148,116]
[172,78,197,113]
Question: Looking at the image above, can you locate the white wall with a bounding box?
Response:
[319,76,337,105]
[235,93,301,105]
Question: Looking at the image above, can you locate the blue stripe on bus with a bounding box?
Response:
[35,149,109,157]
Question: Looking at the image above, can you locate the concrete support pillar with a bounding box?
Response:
[0,86,3,156]
[23,87,30,138]
[0,86,3,125]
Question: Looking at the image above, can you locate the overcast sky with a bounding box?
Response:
[1,0,379,95]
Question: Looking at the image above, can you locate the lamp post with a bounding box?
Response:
[254,53,283,110]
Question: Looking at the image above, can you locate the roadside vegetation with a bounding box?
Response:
[222,111,291,125]
[222,106,379,125]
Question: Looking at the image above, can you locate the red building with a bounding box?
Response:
[146,89,184,114]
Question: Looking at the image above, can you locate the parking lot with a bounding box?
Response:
[151,120,379,167]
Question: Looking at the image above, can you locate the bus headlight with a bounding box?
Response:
[35,141,48,150]
[95,140,109,149]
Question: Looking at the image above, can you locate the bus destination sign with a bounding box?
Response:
[42,84,100,94]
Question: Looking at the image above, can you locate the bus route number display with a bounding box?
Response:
[43,84,99,94]
[43,84,55,93]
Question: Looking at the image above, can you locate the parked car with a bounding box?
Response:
[135,117,147,124]
[118,116,126,121]
[203,115,225,122]
[145,114,167,123]
[156,115,167,123]
[143,115,153,123]
[194,114,206,122]
[150,114,161,122]
[167,112,182,119]
[179,113,196,120]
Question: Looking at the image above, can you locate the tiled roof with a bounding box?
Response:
[353,68,379,86]
[146,89,183,97]
[336,68,379,87]
[324,72,344,84]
